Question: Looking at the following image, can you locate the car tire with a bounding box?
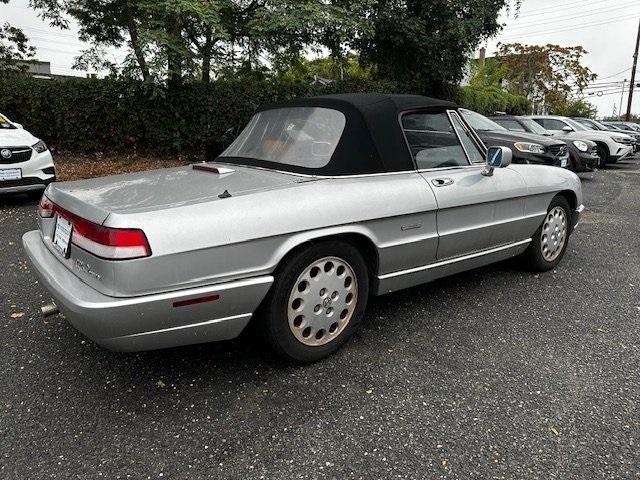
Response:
[260,241,369,363]
[521,195,572,272]
[596,144,609,167]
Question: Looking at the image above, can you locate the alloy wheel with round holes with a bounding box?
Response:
[521,195,572,272]
[287,256,358,347]
[260,241,369,363]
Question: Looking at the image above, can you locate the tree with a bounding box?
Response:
[30,0,370,84]
[551,98,597,118]
[496,43,597,113]
[459,60,531,115]
[355,0,521,98]
[0,0,36,72]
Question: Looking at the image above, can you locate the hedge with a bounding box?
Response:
[0,75,399,157]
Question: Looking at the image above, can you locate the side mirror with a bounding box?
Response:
[482,146,512,177]
[562,125,573,133]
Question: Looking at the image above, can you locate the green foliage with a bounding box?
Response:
[30,0,371,83]
[496,43,597,113]
[356,0,521,97]
[458,61,531,115]
[0,0,36,72]
[278,54,373,82]
[550,98,598,118]
[0,75,398,155]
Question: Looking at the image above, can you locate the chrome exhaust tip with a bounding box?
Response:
[41,303,59,317]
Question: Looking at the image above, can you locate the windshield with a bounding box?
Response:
[564,118,588,132]
[0,114,16,130]
[460,109,506,131]
[221,107,346,169]
[590,120,610,131]
[521,118,549,135]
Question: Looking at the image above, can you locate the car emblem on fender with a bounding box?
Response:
[0,149,12,159]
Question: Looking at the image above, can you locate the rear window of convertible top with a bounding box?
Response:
[221,107,346,169]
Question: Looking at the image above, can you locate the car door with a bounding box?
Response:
[401,110,527,260]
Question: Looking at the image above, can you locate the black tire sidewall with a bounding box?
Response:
[261,241,369,363]
[596,145,608,167]
[524,196,572,272]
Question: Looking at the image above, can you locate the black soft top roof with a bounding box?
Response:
[220,93,459,176]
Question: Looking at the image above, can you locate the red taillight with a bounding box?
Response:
[38,195,54,218]
[71,216,151,260]
[41,199,151,260]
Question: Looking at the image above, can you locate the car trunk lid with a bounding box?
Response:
[45,163,304,224]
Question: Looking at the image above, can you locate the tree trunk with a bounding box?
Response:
[123,5,150,82]
[128,23,150,82]
[166,14,183,90]
[202,30,212,83]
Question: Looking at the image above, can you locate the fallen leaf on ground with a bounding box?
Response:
[550,426,559,436]
[156,380,167,388]
[10,312,25,319]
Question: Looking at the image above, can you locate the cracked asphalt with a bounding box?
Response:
[1,158,639,479]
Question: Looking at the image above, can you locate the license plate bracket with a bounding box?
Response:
[53,215,73,258]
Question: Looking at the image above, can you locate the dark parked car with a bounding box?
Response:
[460,110,570,169]
[491,115,599,172]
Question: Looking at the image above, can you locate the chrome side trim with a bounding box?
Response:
[378,239,532,280]
[576,204,585,214]
[438,212,544,237]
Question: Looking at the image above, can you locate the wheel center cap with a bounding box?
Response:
[322,297,332,308]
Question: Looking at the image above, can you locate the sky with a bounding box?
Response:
[1,0,639,119]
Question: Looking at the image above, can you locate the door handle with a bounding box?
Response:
[431,178,454,187]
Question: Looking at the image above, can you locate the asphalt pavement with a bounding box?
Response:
[1,158,639,479]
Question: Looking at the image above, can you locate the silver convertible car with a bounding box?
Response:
[23,94,584,362]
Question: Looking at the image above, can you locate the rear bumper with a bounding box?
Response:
[23,230,273,352]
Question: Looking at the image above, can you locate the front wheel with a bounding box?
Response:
[521,195,572,272]
[260,241,369,363]
[596,145,609,167]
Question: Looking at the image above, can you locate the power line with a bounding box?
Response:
[498,14,638,42]
[598,67,633,80]
[503,1,640,31]
[514,0,616,18]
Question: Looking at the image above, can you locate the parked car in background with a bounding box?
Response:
[460,109,570,168]
[604,121,640,133]
[572,117,640,154]
[491,115,599,172]
[0,113,55,196]
[23,94,584,363]
[528,115,634,165]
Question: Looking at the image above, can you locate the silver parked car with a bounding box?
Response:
[23,94,584,362]
[528,115,634,165]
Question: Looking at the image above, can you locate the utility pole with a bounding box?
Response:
[619,79,628,120]
[625,19,640,121]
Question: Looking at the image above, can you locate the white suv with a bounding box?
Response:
[528,115,634,166]
[0,113,55,195]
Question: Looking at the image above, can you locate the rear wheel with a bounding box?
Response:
[261,241,369,363]
[521,195,571,272]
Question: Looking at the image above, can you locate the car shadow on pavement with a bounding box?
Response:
[0,192,39,208]
[51,257,524,403]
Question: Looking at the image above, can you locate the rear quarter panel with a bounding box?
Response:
[102,173,439,297]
